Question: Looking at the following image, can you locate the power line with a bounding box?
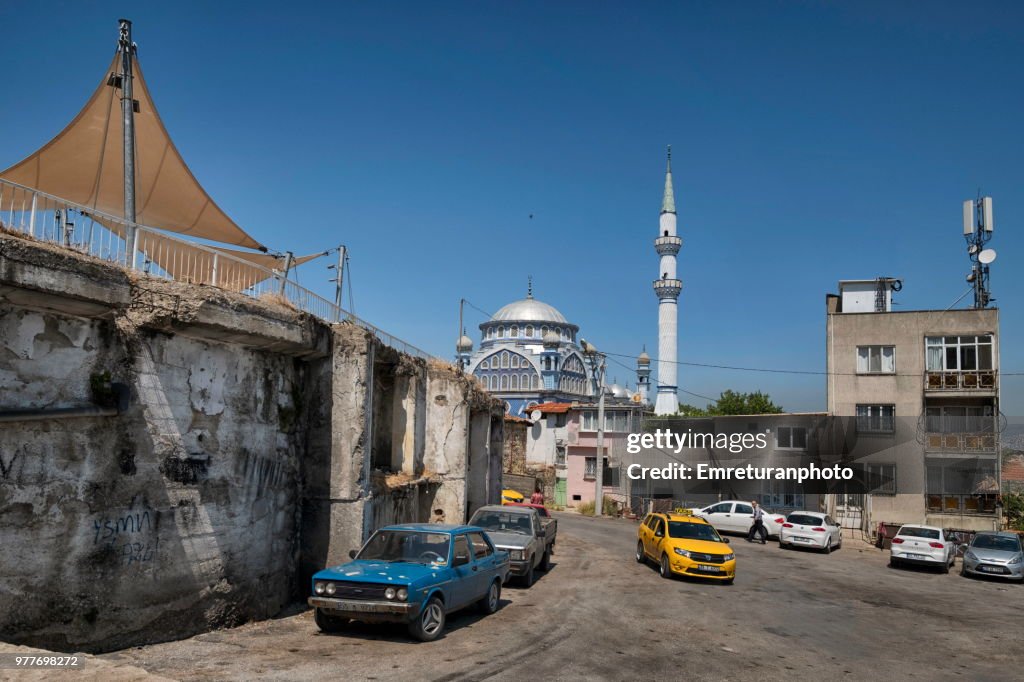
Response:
[461,300,1022,378]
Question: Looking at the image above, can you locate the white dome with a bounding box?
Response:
[610,383,629,398]
[491,298,568,324]
[456,335,473,352]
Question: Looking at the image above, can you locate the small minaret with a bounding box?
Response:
[653,146,682,415]
[456,328,473,368]
[636,346,651,404]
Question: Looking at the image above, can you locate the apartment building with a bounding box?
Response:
[825,279,1000,531]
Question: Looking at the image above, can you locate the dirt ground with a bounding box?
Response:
[8,512,1020,681]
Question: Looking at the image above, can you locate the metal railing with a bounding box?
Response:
[0,178,434,360]
[924,370,997,391]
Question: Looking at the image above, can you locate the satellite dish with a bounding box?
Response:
[979,249,997,264]
[530,410,542,421]
[968,244,980,255]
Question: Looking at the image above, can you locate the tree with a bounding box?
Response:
[678,390,783,416]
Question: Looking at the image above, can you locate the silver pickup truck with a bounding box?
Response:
[468,505,553,587]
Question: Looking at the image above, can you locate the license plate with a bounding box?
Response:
[696,565,720,573]
[794,537,812,543]
[905,553,928,560]
[980,566,1004,574]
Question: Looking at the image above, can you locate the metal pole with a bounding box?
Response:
[458,298,465,372]
[118,19,138,269]
[278,251,294,295]
[595,354,606,517]
[334,245,347,310]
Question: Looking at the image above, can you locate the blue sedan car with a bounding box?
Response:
[308,524,510,641]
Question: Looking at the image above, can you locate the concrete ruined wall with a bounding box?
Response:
[0,233,505,652]
[0,235,324,652]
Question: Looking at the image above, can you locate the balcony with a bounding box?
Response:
[924,432,997,454]
[923,370,997,393]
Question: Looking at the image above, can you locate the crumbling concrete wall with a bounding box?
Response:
[0,233,505,652]
[0,234,324,653]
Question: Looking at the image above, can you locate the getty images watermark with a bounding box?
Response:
[624,428,855,483]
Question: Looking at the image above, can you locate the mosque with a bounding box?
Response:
[455,282,649,417]
[455,147,681,418]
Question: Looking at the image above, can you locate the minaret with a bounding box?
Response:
[653,146,682,415]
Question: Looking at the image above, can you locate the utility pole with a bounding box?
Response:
[118,19,138,268]
[582,340,607,517]
[458,298,465,372]
[333,245,347,308]
[278,251,294,295]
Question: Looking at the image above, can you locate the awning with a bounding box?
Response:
[0,54,264,250]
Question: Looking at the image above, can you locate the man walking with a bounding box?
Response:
[746,500,767,544]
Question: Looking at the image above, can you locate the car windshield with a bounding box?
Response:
[357,530,451,564]
[898,527,940,540]
[470,511,533,535]
[787,514,823,526]
[973,535,1022,552]
[668,521,722,542]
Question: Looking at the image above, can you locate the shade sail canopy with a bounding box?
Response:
[0,54,264,250]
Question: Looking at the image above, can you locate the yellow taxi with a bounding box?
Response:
[501,489,525,505]
[636,510,736,584]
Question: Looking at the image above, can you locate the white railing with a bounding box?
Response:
[0,178,434,360]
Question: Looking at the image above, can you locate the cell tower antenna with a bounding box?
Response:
[962,195,996,308]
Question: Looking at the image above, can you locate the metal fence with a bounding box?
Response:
[0,178,434,360]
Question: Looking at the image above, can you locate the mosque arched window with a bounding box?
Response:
[511,355,519,368]
[481,359,489,369]
[522,373,530,389]
[541,326,548,336]
[501,375,509,390]
[490,375,497,390]
[511,375,519,390]
[501,352,509,368]
[498,326,505,337]
[511,325,518,337]
[526,325,534,337]
[532,374,539,389]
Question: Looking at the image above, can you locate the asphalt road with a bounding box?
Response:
[92,513,1023,682]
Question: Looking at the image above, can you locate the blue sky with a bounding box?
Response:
[1,1,1021,412]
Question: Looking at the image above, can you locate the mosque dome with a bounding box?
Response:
[456,335,473,352]
[542,330,561,347]
[637,350,650,365]
[610,383,630,399]
[490,297,569,324]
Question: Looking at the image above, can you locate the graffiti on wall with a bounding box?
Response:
[91,506,160,568]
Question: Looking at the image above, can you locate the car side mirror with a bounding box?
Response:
[723,538,730,544]
[959,543,968,553]
[655,531,664,538]
[453,553,470,567]
[348,549,358,559]
[537,527,546,538]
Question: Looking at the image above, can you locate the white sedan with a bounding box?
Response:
[778,511,842,553]
[692,501,787,538]
[888,524,957,573]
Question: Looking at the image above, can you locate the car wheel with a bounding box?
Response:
[942,558,951,574]
[960,563,967,577]
[822,539,832,554]
[314,608,348,633]
[408,596,446,642]
[636,541,646,563]
[836,536,842,550]
[477,579,501,614]
[723,577,734,585]
[539,548,551,572]
[659,554,672,579]
[889,557,899,569]
[778,540,787,549]
[521,561,535,588]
